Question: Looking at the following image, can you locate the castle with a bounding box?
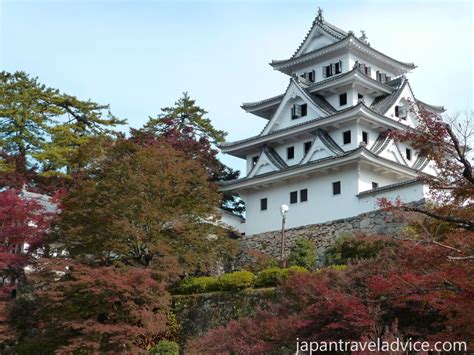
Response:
[220,9,443,236]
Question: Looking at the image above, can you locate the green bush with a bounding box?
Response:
[149,340,179,355]
[254,267,287,288]
[325,236,387,265]
[287,238,317,269]
[286,265,309,273]
[327,264,348,271]
[175,276,219,295]
[218,270,255,291]
[255,266,308,288]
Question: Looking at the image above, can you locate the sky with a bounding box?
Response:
[1,0,473,174]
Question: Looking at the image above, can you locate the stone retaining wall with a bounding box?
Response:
[240,207,412,261]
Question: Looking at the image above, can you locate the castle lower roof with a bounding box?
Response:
[219,146,419,191]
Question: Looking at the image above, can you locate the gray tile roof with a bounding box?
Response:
[220,147,418,188]
[356,178,420,197]
[219,103,359,149]
[316,129,344,155]
[242,67,394,114]
[370,77,407,114]
[264,146,288,170]
[272,34,416,71]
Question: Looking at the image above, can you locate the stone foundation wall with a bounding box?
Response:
[240,208,409,260]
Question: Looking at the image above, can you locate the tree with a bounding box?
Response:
[384,106,473,232]
[0,71,125,191]
[381,106,474,259]
[189,236,474,353]
[286,239,317,269]
[0,189,53,348]
[132,92,245,216]
[56,138,236,273]
[11,261,170,353]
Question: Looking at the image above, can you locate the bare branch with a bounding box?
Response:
[398,205,474,231]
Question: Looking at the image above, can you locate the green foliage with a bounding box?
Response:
[175,267,309,294]
[149,340,179,355]
[255,267,288,288]
[218,271,255,291]
[325,235,387,265]
[146,92,226,144]
[287,238,317,269]
[327,264,348,271]
[56,139,236,273]
[177,276,220,295]
[0,71,125,185]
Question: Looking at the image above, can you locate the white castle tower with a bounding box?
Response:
[220,9,444,236]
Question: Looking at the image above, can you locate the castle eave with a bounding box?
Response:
[220,104,408,157]
[271,35,416,76]
[219,148,418,192]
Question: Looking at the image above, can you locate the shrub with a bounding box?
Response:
[149,340,179,354]
[325,236,387,266]
[287,239,317,269]
[255,266,308,288]
[175,276,219,295]
[327,264,348,272]
[218,270,255,291]
[254,267,287,288]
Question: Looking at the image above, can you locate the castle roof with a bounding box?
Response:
[219,146,418,191]
[242,67,394,119]
[221,102,408,155]
[271,33,416,76]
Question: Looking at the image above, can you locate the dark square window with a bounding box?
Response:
[290,191,298,204]
[362,131,368,144]
[304,141,312,154]
[287,146,295,160]
[300,189,308,202]
[372,182,379,189]
[335,60,342,74]
[325,65,333,78]
[406,148,412,161]
[252,156,259,166]
[339,93,347,106]
[300,103,307,117]
[358,93,364,99]
[395,105,400,117]
[332,181,341,195]
[260,198,267,211]
[343,130,351,145]
[308,70,315,82]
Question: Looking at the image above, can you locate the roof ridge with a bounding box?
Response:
[290,14,348,59]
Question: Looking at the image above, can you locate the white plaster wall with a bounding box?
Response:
[358,166,400,192]
[219,212,245,234]
[269,96,323,133]
[273,140,308,166]
[240,166,360,235]
[327,124,360,151]
[356,124,380,148]
[242,175,426,236]
[294,53,350,83]
[303,34,337,54]
[348,53,397,81]
[358,181,427,211]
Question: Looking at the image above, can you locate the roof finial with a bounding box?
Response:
[316,7,324,22]
[359,30,368,43]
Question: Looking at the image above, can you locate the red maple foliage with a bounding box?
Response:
[0,189,54,344]
[10,260,171,353]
